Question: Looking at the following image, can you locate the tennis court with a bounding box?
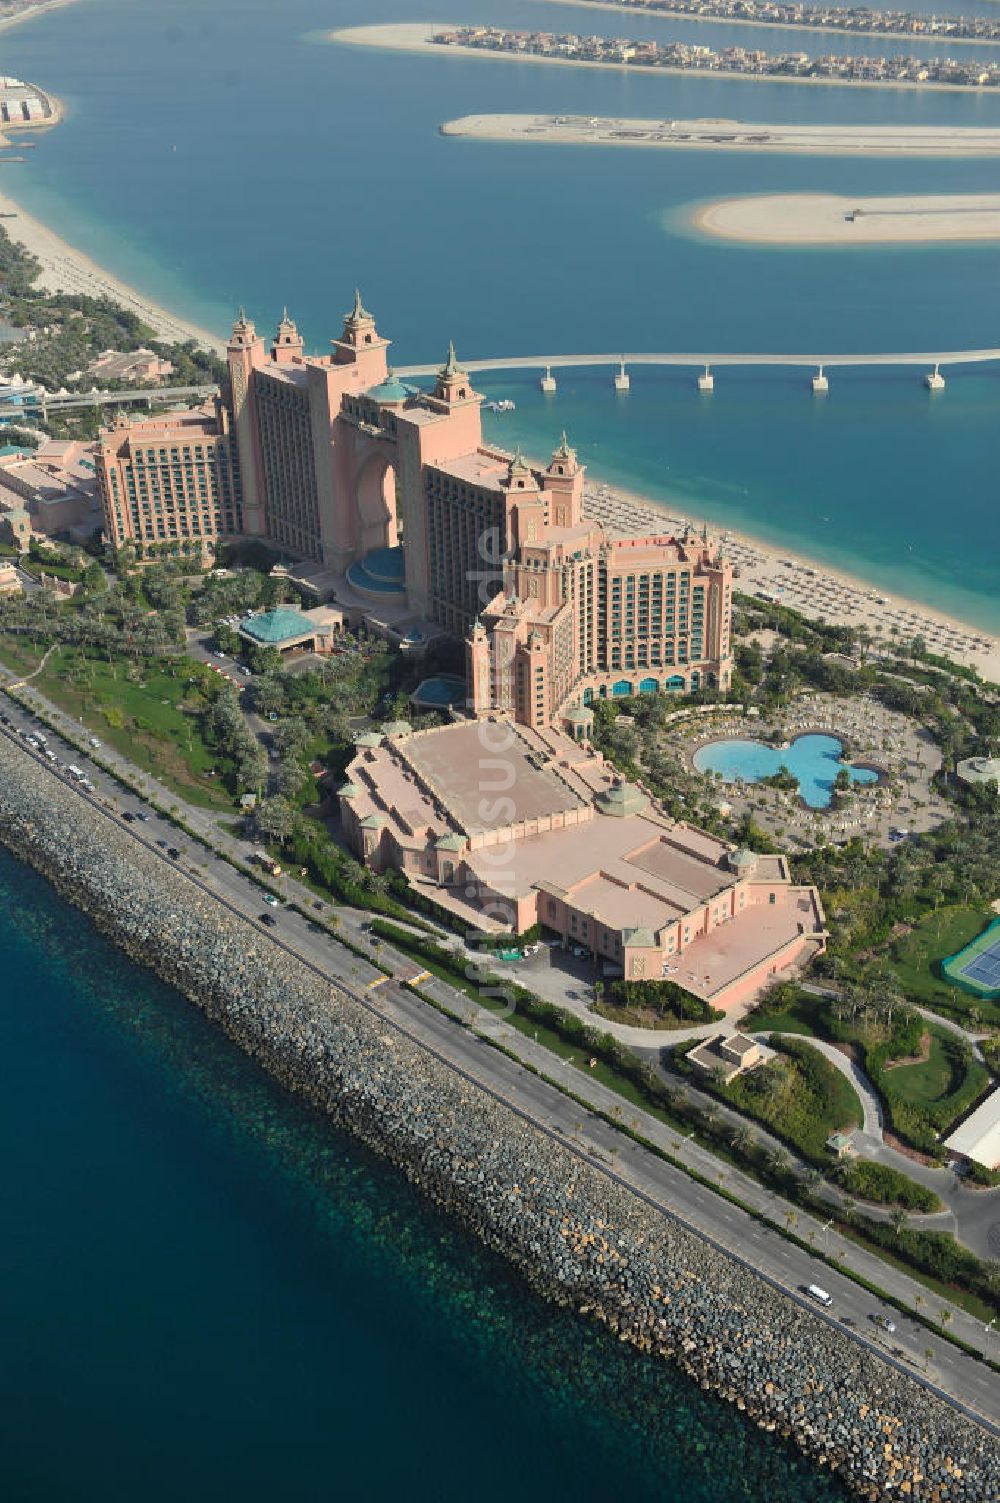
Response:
[942,919,1000,998]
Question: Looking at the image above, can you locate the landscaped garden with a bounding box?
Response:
[743,981,993,1155]
[675,1036,863,1167]
[30,647,237,809]
[869,1021,990,1154]
[594,977,724,1030]
[835,1159,942,1213]
[889,904,998,1020]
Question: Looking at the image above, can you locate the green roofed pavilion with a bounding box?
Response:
[239,608,314,646]
[596,780,649,818]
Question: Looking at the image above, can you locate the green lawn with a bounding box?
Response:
[693,1037,864,1167]
[873,1024,990,1139]
[31,648,235,810]
[890,905,999,1024]
[0,635,46,677]
[740,987,824,1037]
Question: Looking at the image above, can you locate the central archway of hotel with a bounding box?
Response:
[355,454,399,555]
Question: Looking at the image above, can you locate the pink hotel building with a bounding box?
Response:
[96,295,733,726]
[95,295,826,1000]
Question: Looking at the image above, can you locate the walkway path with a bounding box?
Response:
[766,1031,884,1139]
[396,347,1000,377]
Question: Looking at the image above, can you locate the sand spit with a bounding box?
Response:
[693,192,1000,245]
[327,22,1000,92]
[542,0,1000,47]
[0,187,225,352]
[0,0,81,36]
[442,113,1000,159]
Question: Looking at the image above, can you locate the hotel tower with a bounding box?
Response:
[96,295,733,726]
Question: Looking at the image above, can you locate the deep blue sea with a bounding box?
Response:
[0,848,852,1500]
[2,0,1000,627]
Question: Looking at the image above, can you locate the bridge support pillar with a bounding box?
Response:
[539,365,557,394]
[614,360,629,392]
[924,363,945,392]
[812,365,828,394]
[697,365,714,393]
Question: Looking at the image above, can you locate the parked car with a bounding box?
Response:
[259,912,277,927]
[264,894,280,907]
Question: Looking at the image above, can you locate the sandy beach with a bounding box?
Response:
[582,480,1000,681]
[0,187,225,351]
[442,114,1000,159]
[327,22,1000,93]
[694,192,1000,244]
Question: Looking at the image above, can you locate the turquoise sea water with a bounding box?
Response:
[0,846,852,1500]
[3,0,1000,628]
[693,730,879,806]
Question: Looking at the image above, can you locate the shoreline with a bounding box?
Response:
[2,182,993,670]
[691,192,1000,246]
[0,729,997,1501]
[0,68,990,669]
[0,185,226,352]
[327,23,1000,94]
[442,113,1000,159]
[541,0,1000,48]
[0,0,81,36]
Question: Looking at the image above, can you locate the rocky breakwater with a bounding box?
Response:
[0,733,997,1500]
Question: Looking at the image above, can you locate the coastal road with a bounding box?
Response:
[2,697,1000,1432]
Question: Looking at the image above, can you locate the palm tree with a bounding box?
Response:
[768,1147,791,1177]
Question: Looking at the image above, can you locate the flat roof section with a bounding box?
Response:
[944,1086,1000,1169]
[626,834,734,902]
[400,721,586,835]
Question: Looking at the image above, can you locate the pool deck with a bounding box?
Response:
[690,723,886,806]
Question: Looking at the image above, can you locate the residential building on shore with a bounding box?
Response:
[0,436,102,543]
[95,294,732,722]
[86,348,175,385]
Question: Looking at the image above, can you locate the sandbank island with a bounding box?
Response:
[693,192,1000,245]
[329,22,1000,92]
[0,0,80,34]
[442,113,1000,159]
[543,0,1000,47]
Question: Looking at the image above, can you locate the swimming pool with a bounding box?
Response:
[693,733,878,811]
[411,675,467,709]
